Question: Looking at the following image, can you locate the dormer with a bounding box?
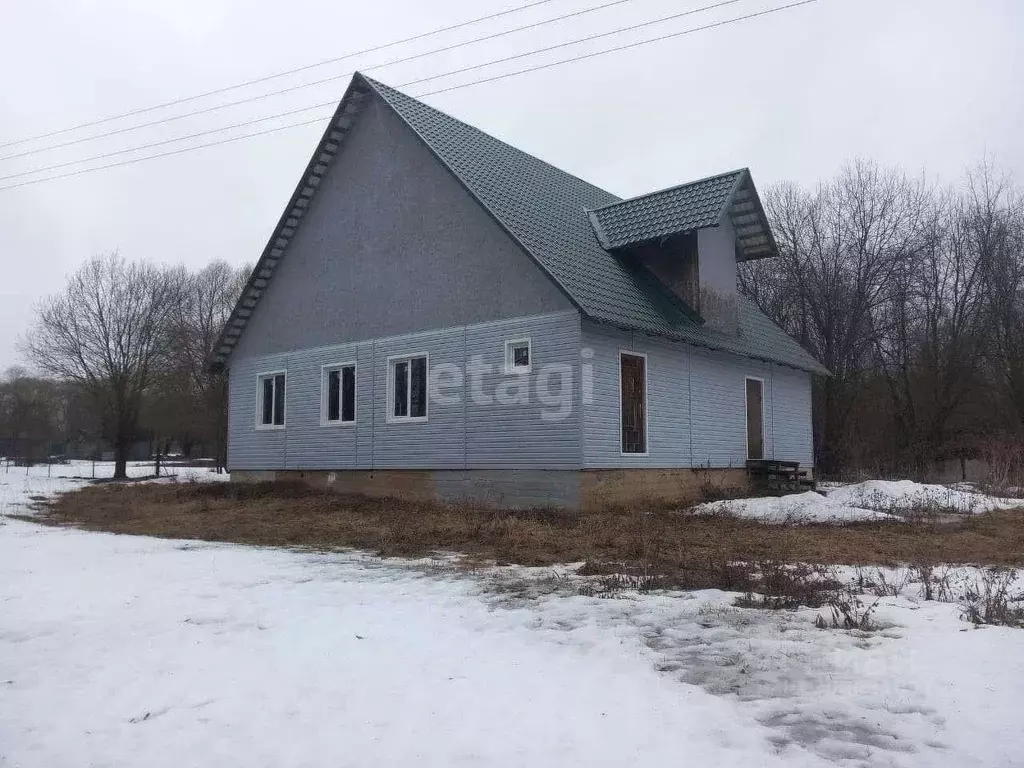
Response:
[588,169,777,335]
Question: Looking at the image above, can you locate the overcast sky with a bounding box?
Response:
[1,0,1021,371]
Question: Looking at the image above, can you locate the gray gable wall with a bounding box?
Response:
[233,95,573,360]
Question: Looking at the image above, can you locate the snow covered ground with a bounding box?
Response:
[697,479,1024,524]
[0,459,227,518]
[697,491,899,524]
[2,466,1023,767]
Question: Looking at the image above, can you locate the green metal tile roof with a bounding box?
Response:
[364,76,825,375]
[588,171,744,250]
[211,74,826,375]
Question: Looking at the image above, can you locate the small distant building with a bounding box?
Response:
[211,74,826,509]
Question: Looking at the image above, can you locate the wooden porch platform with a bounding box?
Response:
[746,459,816,494]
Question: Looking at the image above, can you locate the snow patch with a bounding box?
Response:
[696,491,897,524]
[696,480,1024,524]
[824,480,1024,515]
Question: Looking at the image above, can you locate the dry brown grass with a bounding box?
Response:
[26,480,1024,571]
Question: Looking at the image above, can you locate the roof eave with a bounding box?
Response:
[207,74,376,372]
[724,169,781,262]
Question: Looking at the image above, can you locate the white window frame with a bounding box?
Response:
[744,375,766,460]
[386,352,429,424]
[255,370,287,431]
[320,361,357,427]
[618,350,649,457]
[504,337,532,374]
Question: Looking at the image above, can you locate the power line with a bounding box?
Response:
[401,0,745,91]
[0,119,328,191]
[0,103,336,183]
[0,0,819,193]
[0,0,562,151]
[418,0,818,97]
[0,0,637,162]
[3,0,744,179]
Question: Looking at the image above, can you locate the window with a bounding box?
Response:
[257,372,286,428]
[387,354,428,422]
[745,377,764,460]
[322,363,356,425]
[619,352,647,454]
[505,338,531,373]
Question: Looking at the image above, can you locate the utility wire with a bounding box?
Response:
[0,118,330,191]
[418,0,817,97]
[0,0,637,162]
[2,0,745,179]
[0,104,336,183]
[401,0,745,90]
[0,0,818,192]
[0,0,562,150]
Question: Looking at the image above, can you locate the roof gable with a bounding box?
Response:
[587,169,779,260]
[588,171,743,250]
[212,74,824,375]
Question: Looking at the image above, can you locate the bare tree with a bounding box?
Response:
[21,253,178,479]
[742,157,1024,479]
[973,163,1024,430]
[869,186,990,466]
[174,261,248,468]
[741,159,931,473]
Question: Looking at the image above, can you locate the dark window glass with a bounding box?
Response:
[327,369,340,422]
[273,374,286,426]
[341,366,356,423]
[261,377,274,425]
[512,343,530,368]
[620,355,646,453]
[746,378,764,460]
[393,361,409,417]
[410,357,427,418]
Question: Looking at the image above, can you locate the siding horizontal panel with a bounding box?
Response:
[464,312,581,470]
[228,310,582,471]
[770,365,814,466]
[581,321,812,469]
[582,324,690,469]
[227,354,289,470]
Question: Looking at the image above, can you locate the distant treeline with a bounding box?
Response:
[3,258,248,477]
[5,157,1023,482]
[741,159,1024,481]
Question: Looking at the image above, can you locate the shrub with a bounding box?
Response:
[914,563,953,602]
[868,567,912,597]
[959,568,1024,628]
[734,561,842,610]
[815,588,880,631]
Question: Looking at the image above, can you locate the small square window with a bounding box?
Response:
[257,372,286,429]
[505,338,531,373]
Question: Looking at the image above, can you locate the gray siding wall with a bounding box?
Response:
[581,321,813,468]
[233,95,572,361]
[697,219,739,303]
[228,310,583,471]
[768,365,814,466]
[696,219,740,333]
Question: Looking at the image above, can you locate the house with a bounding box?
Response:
[211,73,827,509]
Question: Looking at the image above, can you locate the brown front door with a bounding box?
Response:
[746,378,764,460]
